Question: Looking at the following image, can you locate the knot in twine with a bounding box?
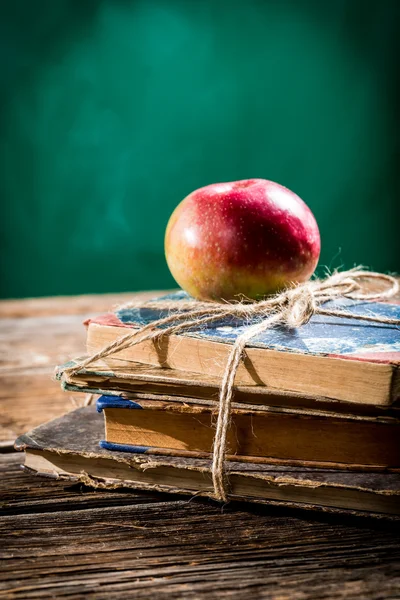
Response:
[68,269,399,502]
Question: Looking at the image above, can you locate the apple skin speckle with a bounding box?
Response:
[165,179,321,302]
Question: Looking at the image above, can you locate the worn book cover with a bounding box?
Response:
[57,358,400,416]
[95,395,400,469]
[85,292,400,405]
[15,407,400,517]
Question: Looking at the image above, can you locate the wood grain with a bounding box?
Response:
[1,453,400,599]
[0,291,167,446]
[0,291,168,318]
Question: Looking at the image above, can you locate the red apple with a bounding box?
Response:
[165,179,320,301]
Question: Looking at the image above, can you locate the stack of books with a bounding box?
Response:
[16,292,400,517]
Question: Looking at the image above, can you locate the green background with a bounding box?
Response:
[1,0,398,299]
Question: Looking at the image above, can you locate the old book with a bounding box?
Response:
[15,407,400,517]
[96,396,400,469]
[85,292,400,406]
[57,359,400,416]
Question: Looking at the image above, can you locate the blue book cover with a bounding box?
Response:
[90,291,400,364]
[96,396,151,455]
[95,396,400,468]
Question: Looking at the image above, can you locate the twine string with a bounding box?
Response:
[66,268,399,502]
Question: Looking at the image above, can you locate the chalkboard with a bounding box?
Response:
[0,0,398,298]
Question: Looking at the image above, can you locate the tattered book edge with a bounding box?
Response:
[20,463,400,522]
[56,359,400,421]
[14,433,400,497]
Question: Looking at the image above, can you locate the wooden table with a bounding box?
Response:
[1,293,400,598]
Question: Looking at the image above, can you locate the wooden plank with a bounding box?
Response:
[0,314,87,445]
[1,453,400,599]
[0,453,173,514]
[0,291,169,446]
[0,291,169,318]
